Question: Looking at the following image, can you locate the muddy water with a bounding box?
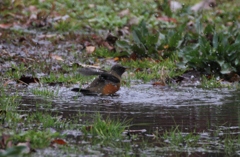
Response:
[20,84,240,155]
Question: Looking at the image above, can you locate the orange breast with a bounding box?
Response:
[102,83,120,95]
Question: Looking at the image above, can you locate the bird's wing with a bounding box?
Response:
[99,72,120,83]
[78,67,105,76]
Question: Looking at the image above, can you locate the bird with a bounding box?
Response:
[71,64,127,96]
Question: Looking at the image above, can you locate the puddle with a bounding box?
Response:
[15,84,240,156]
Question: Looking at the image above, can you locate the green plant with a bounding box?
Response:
[0,146,27,157]
[12,130,60,149]
[82,113,129,140]
[27,111,63,129]
[163,126,200,147]
[0,87,21,127]
[31,88,59,98]
[121,55,184,83]
[93,47,128,58]
[179,25,240,76]
[200,75,226,88]
[117,21,183,59]
[117,21,160,58]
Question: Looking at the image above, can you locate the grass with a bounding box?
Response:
[200,75,231,89]
[41,72,92,84]
[82,113,129,140]
[31,87,59,98]
[26,111,63,129]
[162,126,200,148]
[121,55,185,83]
[12,130,60,149]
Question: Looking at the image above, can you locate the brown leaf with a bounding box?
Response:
[135,68,143,72]
[156,17,177,23]
[0,23,12,29]
[102,41,115,51]
[118,9,130,17]
[51,54,64,61]
[17,141,31,154]
[3,80,12,87]
[86,46,96,54]
[152,81,165,86]
[113,57,120,61]
[88,4,95,8]
[0,134,12,149]
[28,5,38,13]
[51,139,67,145]
[38,34,57,39]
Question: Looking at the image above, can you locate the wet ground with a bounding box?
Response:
[19,84,240,156]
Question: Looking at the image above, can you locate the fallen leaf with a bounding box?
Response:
[156,17,177,23]
[51,54,64,61]
[88,4,95,8]
[17,141,31,154]
[118,9,130,17]
[114,57,119,61]
[38,34,57,39]
[3,80,12,87]
[51,139,67,145]
[86,46,96,54]
[152,81,165,86]
[102,41,115,51]
[0,134,12,149]
[0,23,12,29]
[28,5,38,13]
